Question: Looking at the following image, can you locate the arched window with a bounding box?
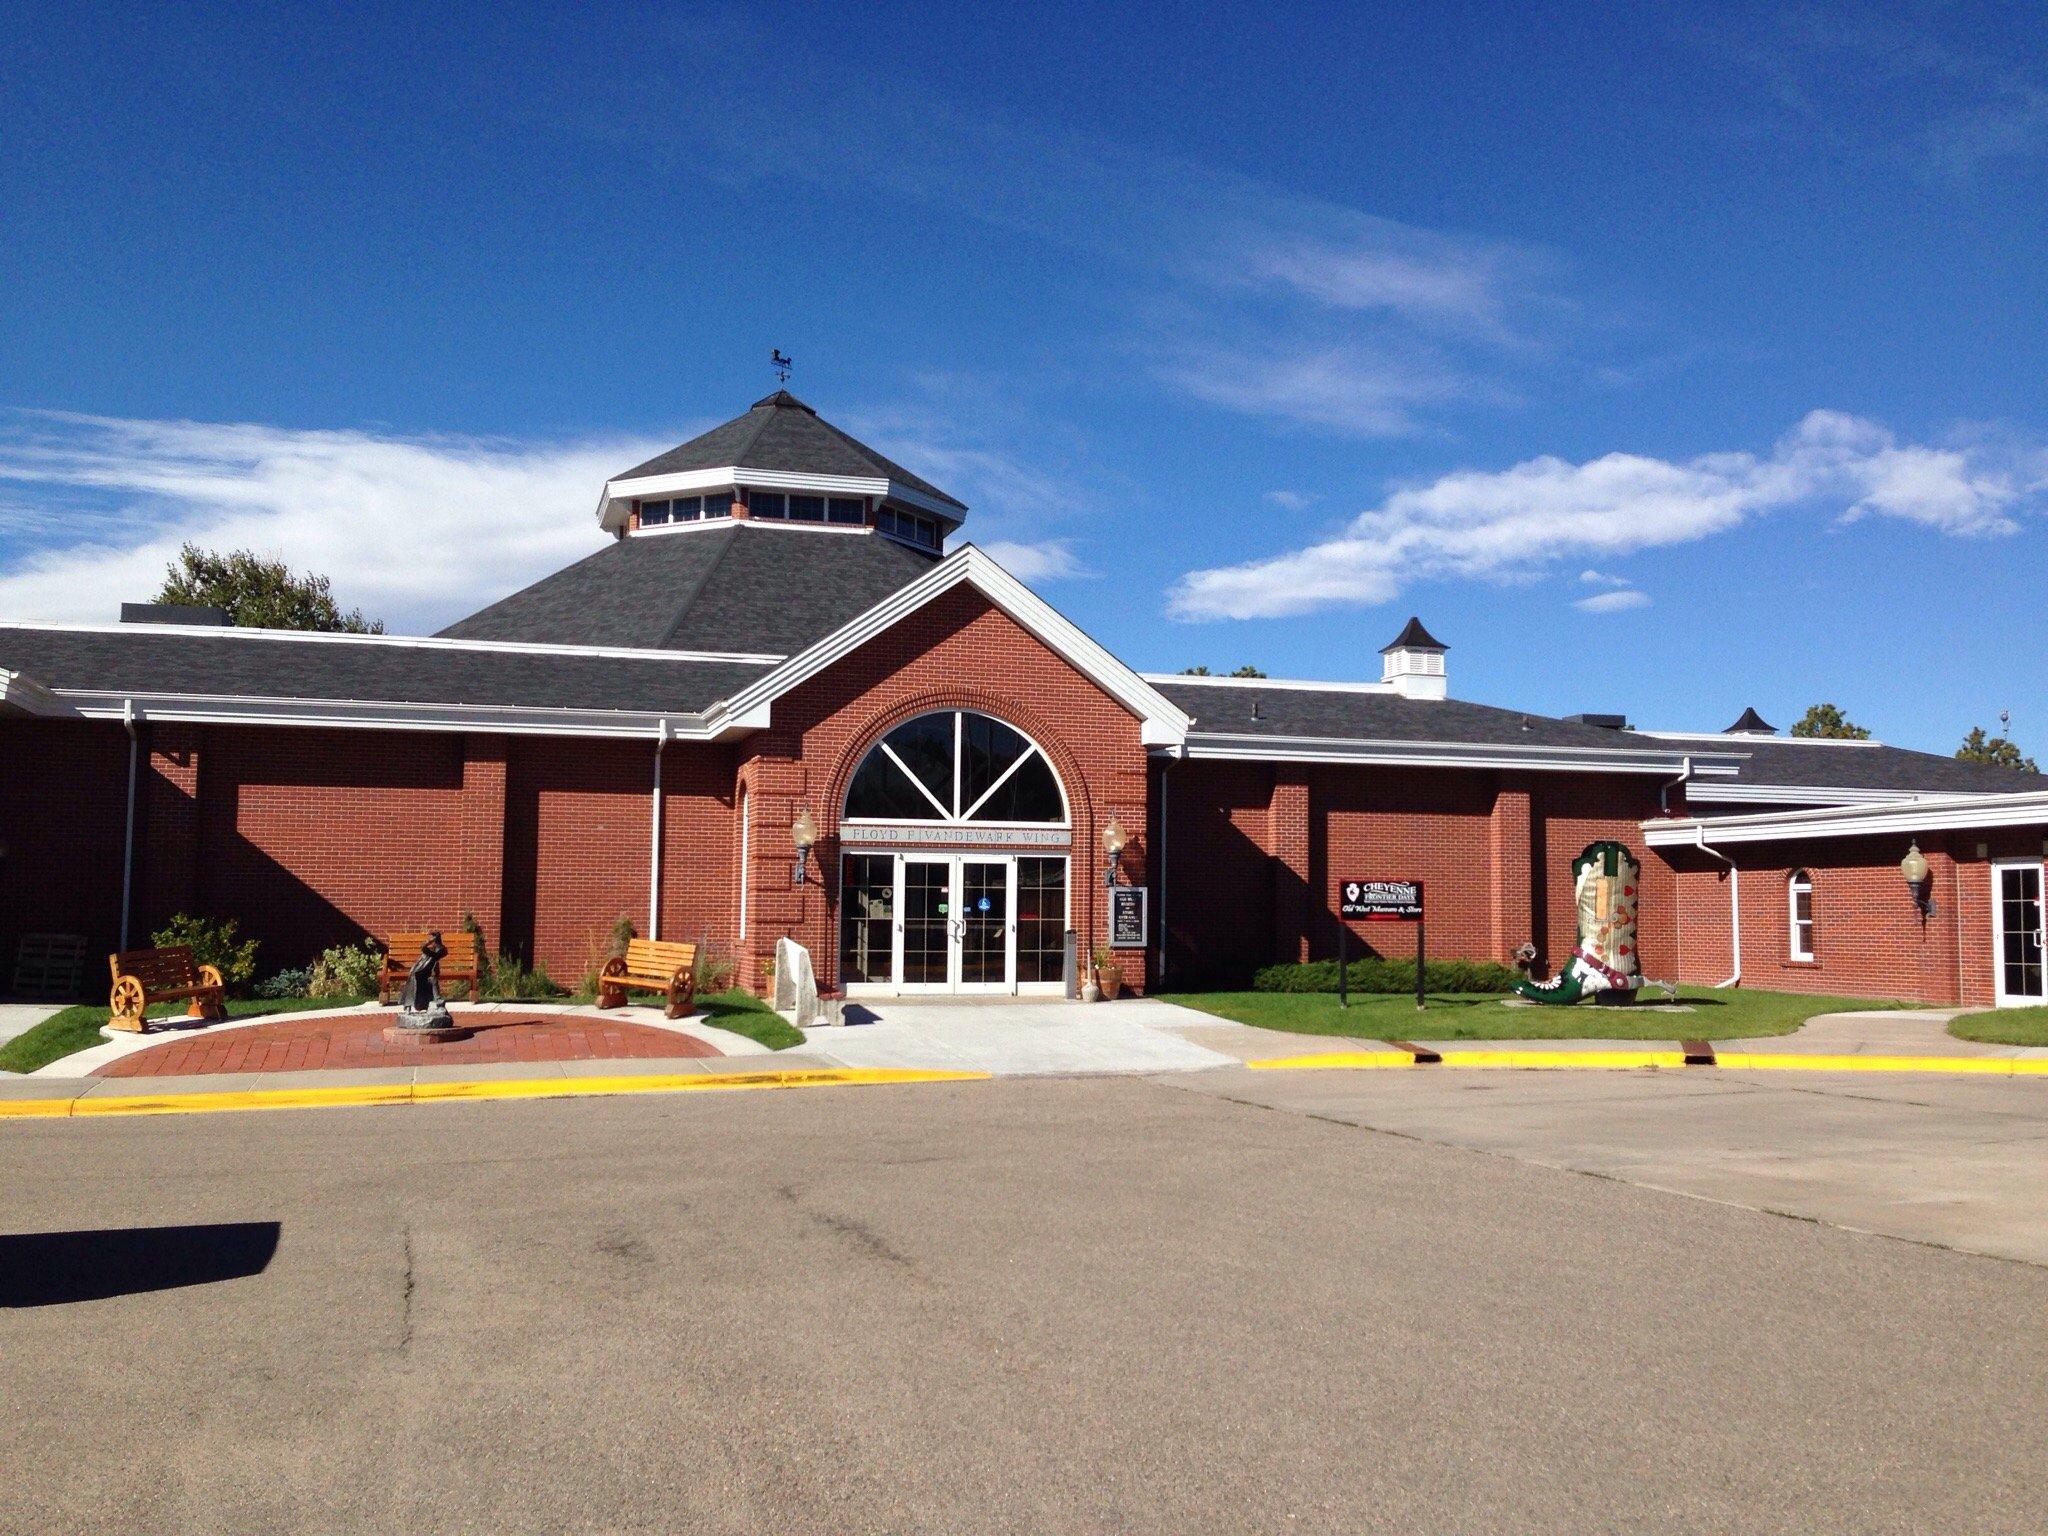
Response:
[844,710,1067,824]
[1788,870,1813,961]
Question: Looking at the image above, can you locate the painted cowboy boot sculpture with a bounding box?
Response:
[1513,840,1643,1006]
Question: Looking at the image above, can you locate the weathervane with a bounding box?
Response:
[771,348,793,384]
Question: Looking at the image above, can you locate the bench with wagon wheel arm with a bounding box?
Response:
[597,939,698,1018]
[106,946,226,1033]
[377,930,482,1005]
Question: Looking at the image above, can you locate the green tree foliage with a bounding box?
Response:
[150,913,261,992]
[156,545,383,632]
[1228,664,1267,678]
[1956,726,2039,774]
[1177,664,1268,677]
[1788,702,1871,739]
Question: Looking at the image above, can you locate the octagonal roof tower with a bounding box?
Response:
[594,390,967,554]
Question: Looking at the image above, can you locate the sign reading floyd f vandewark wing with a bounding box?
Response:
[1338,880,1424,921]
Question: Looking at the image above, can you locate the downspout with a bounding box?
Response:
[1658,754,1693,814]
[119,699,139,952]
[1154,756,1171,986]
[1693,826,1740,988]
[648,718,669,940]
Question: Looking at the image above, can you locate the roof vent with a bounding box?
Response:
[121,602,230,627]
[1724,706,1777,735]
[1566,712,1629,730]
[1380,615,1447,701]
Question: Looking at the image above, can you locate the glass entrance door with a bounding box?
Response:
[1994,860,2045,1006]
[841,853,1070,995]
[898,858,955,993]
[957,858,1013,993]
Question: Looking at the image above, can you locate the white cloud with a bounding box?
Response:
[1170,411,2045,621]
[977,539,1091,582]
[0,412,663,630]
[1578,568,1632,587]
[1574,588,1651,613]
[1265,490,1313,510]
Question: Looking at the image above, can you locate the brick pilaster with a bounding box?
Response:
[137,722,204,934]
[1268,769,1312,965]
[1490,773,1534,964]
[459,735,509,952]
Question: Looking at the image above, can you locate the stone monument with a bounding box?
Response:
[772,936,823,1029]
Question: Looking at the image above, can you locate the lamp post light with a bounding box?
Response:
[1900,840,1935,919]
[1101,813,1127,889]
[791,806,818,886]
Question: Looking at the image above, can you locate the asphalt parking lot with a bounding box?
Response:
[4,1071,2046,1534]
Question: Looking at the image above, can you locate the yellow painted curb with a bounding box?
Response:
[0,1067,989,1122]
[1246,1050,2048,1075]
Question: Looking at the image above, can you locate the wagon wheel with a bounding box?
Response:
[109,977,147,1030]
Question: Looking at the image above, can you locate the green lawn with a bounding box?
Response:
[1156,985,1905,1042]
[695,988,804,1051]
[0,994,369,1075]
[1947,1006,2048,1047]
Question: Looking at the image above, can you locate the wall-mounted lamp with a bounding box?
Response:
[1101,813,1127,889]
[1900,840,1935,919]
[791,806,818,886]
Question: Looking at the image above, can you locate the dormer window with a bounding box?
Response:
[876,506,941,550]
[639,492,733,527]
[749,493,867,525]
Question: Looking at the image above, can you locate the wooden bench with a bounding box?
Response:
[377,930,482,1005]
[107,946,225,1033]
[597,939,698,1019]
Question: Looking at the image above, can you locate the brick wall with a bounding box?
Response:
[0,720,130,972]
[1661,830,2048,1005]
[729,584,1151,994]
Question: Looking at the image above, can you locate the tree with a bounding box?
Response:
[1956,726,2039,774]
[1178,666,1211,675]
[156,546,383,633]
[1789,702,1870,740]
[1177,664,1268,677]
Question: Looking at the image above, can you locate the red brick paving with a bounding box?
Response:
[97,1011,720,1077]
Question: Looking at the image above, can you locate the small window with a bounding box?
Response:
[828,496,865,524]
[704,491,733,518]
[751,492,787,519]
[789,494,826,522]
[1788,870,1814,962]
[640,499,670,526]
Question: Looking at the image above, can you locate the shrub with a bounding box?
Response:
[309,941,383,999]
[1251,956,1519,995]
[254,967,313,999]
[693,941,736,996]
[480,956,566,1001]
[576,915,638,998]
[460,910,492,993]
[149,913,260,993]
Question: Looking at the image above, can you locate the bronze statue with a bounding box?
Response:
[395,930,453,1030]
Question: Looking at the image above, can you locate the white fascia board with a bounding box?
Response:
[52,689,733,741]
[0,666,74,717]
[597,467,965,531]
[1643,791,2048,847]
[1686,783,1941,806]
[1184,731,1737,777]
[709,545,1190,748]
[1141,673,1399,696]
[0,620,783,667]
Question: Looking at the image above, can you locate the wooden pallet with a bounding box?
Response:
[10,932,87,1000]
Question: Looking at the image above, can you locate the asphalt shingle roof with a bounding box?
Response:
[0,626,770,715]
[1156,681,2048,797]
[435,523,939,655]
[616,391,966,512]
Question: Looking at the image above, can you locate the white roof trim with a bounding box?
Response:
[706,544,1191,748]
[1644,791,2048,847]
[1686,783,1949,806]
[1183,731,1739,777]
[598,467,965,532]
[0,620,784,667]
[1143,673,1399,696]
[0,666,72,718]
[1629,729,1886,749]
[45,687,731,741]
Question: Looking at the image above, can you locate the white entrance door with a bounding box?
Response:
[845,853,1069,996]
[1992,859,2046,1006]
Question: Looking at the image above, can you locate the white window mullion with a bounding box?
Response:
[880,741,953,821]
[952,712,963,819]
[960,744,1040,822]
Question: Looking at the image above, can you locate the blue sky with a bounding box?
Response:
[2,2,2044,752]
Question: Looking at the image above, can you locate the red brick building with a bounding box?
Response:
[2,391,2042,1007]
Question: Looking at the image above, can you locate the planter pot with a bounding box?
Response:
[1099,972,1124,1001]
[1081,982,1102,1003]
